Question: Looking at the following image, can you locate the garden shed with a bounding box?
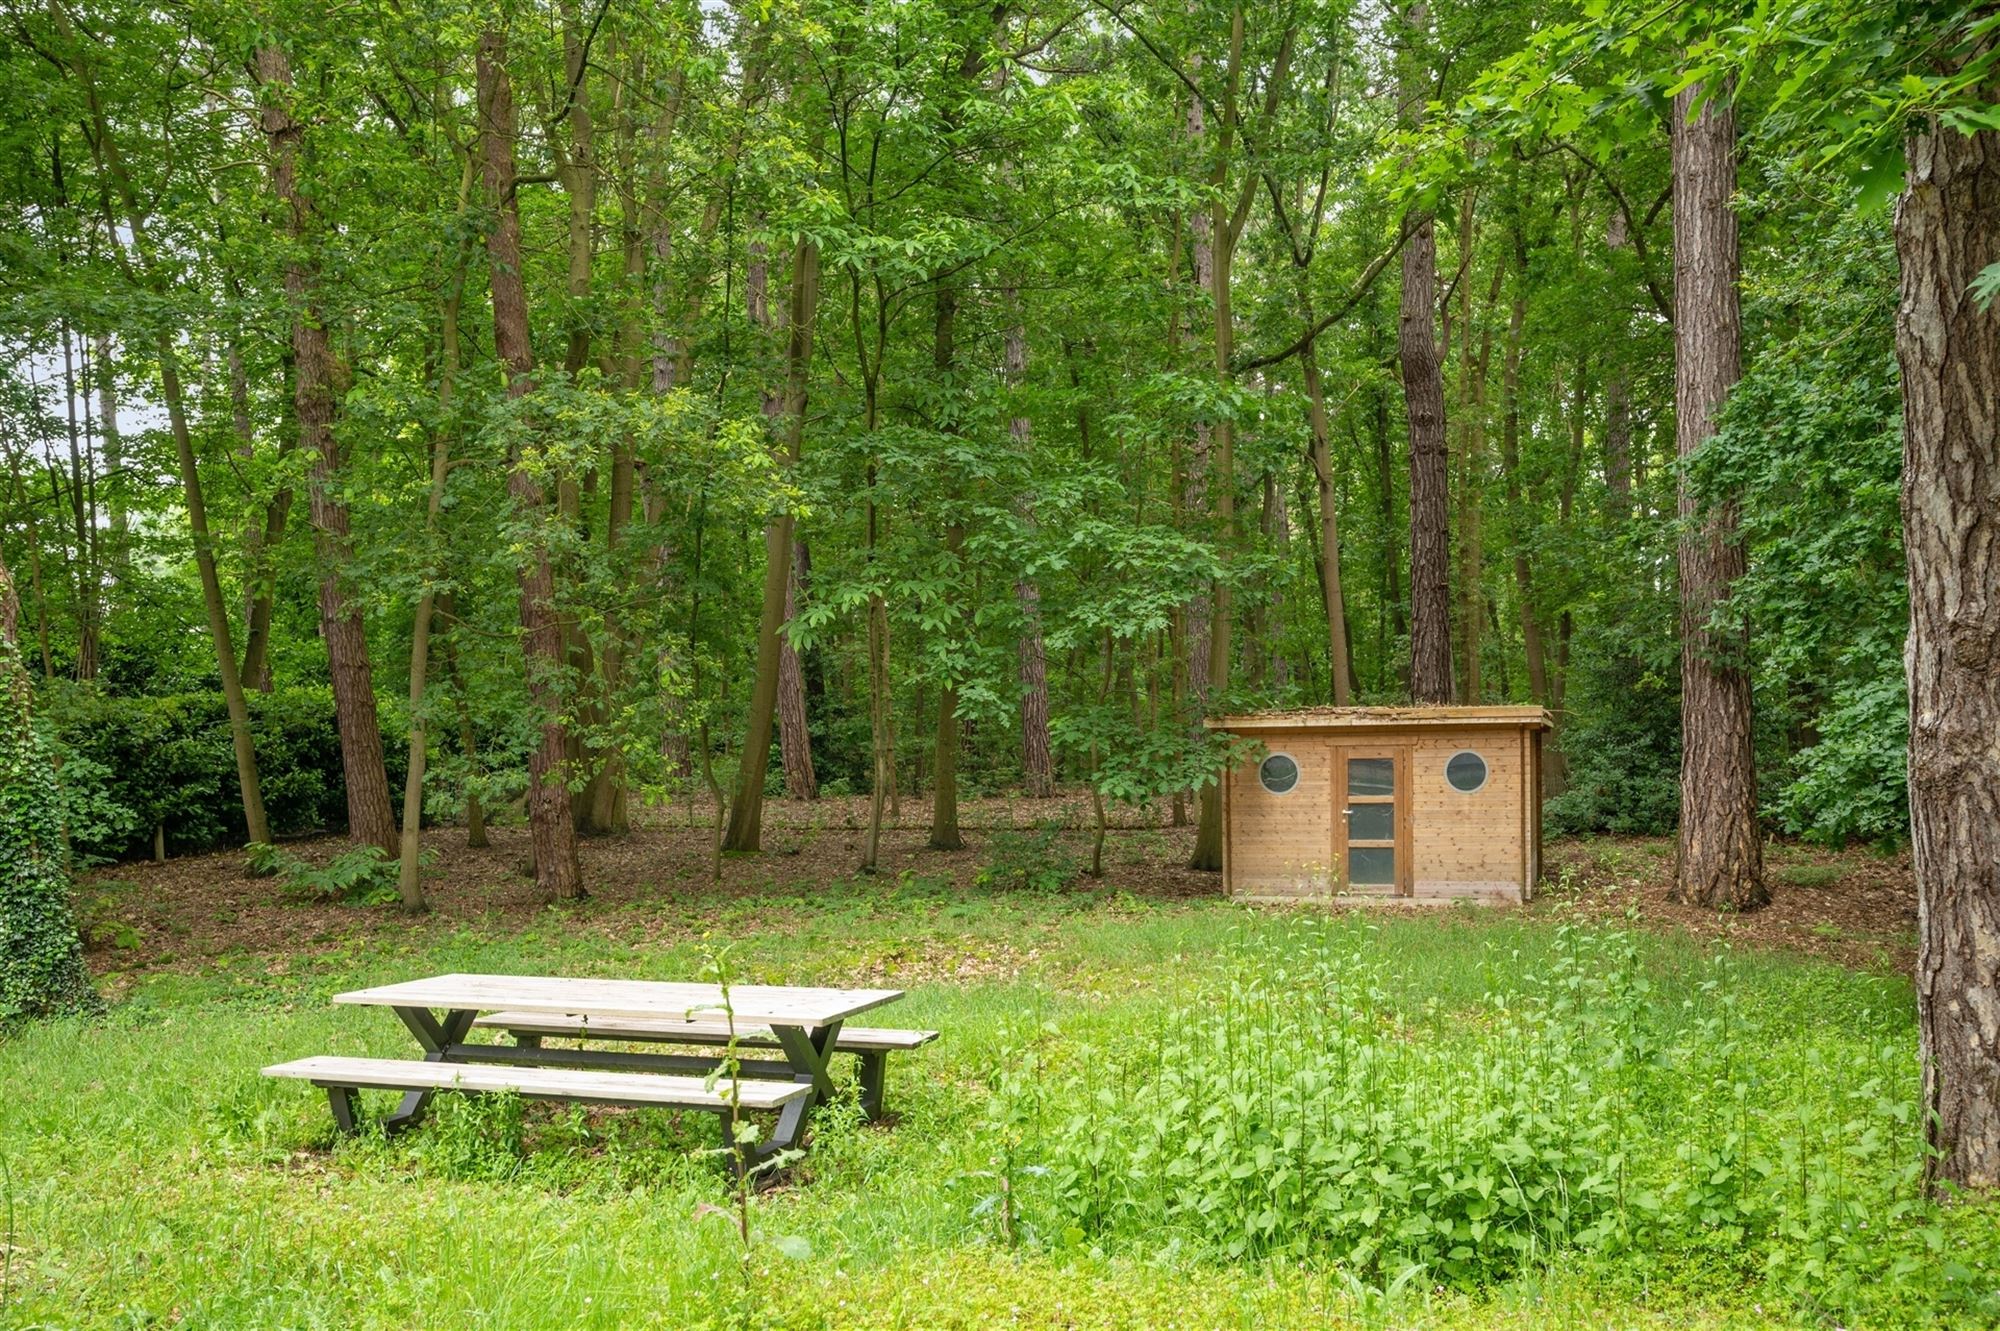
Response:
[1208,706,1551,903]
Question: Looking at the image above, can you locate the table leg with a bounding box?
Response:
[385,1006,476,1134]
[326,1086,360,1135]
[770,1021,842,1101]
[857,1050,888,1120]
[754,1021,842,1158]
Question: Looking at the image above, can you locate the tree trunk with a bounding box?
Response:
[57,326,97,681]
[864,468,893,871]
[435,592,488,849]
[1191,5,1277,870]
[929,277,966,853]
[587,62,647,839]
[1450,194,1482,703]
[930,657,964,850]
[95,332,127,574]
[226,335,279,695]
[1896,94,2000,1192]
[724,232,819,851]
[778,536,818,800]
[477,25,583,900]
[1300,332,1352,704]
[393,155,476,915]
[1498,231,1548,703]
[1007,289,1055,797]
[1399,5,1452,706]
[1604,211,1634,522]
[1668,78,1764,911]
[60,10,272,847]
[258,42,397,855]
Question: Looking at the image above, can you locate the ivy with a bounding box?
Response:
[0,573,96,1025]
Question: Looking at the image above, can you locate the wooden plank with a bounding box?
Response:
[331,974,903,1028]
[1208,706,1551,733]
[472,1013,939,1052]
[261,1055,808,1110]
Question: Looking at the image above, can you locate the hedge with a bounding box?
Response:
[36,684,409,864]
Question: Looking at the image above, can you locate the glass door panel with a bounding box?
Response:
[1340,750,1402,894]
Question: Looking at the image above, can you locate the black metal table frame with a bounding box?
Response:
[356,1003,846,1166]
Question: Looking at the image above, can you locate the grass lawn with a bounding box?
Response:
[3,820,1993,1329]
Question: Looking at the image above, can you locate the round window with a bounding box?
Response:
[1258,753,1300,795]
[1445,750,1488,793]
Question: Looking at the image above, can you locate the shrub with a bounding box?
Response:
[35,683,412,862]
[975,820,1079,893]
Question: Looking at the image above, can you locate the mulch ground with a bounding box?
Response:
[71,794,1919,986]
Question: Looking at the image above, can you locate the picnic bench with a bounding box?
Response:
[262,973,938,1168]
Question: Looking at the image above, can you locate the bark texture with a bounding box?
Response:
[724,231,819,849]
[258,43,397,854]
[778,537,818,800]
[1301,332,1352,704]
[1896,101,2000,1192]
[1669,79,1765,911]
[478,27,583,900]
[1398,5,1452,704]
[1007,292,1055,798]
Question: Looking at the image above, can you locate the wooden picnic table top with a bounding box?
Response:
[332,972,904,1030]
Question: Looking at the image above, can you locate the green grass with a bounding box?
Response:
[1,880,1994,1329]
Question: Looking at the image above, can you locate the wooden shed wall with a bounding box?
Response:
[1406,730,1525,899]
[1224,735,1338,896]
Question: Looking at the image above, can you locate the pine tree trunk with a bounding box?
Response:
[477,25,583,901]
[258,43,397,854]
[1668,78,1764,911]
[1896,96,2000,1192]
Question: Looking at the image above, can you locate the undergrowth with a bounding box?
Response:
[982,918,1997,1326]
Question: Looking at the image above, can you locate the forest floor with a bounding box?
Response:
[13,798,1965,1331]
[73,793,1919,990]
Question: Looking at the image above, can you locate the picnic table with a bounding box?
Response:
[264,973,935,1168]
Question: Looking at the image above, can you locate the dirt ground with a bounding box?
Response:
[71,793,1919,986]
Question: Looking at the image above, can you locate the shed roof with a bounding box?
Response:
[1206,705,1552,733]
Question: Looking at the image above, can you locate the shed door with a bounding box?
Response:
[1335,747,1408,896]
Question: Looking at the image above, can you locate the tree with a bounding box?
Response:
[0,555,96,1022]
[1398,2,1453,704]
[1896,73,2000,1191]
[1668,75,1765,911]
[254,38,398,854]
[477,23,583,901]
